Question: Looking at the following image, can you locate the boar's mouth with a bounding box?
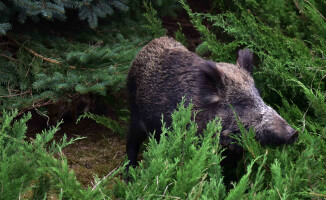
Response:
[285,130,298,144]
[256,129,298,146]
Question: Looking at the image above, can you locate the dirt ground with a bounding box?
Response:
[58,119,126,186]
[25,110,126,187]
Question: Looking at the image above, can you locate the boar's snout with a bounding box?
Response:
[257,125,298,146]
[256,107,298,146]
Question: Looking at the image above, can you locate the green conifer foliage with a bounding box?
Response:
[0,1,10,34]
[0,110,76,199]
[143,1,167,38]
[109,97,325,199]
[115,100,227,199]
[175,22,188,46]
[77,110,129,137]
[180,0,326,133]
[0,0,129,34]
[0,26,152,112]
[0,109,126,199]
[1,99,325,198]
[0,0,169,114]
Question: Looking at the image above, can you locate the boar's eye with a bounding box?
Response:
[234,99,253,108]
[232,100,254,117]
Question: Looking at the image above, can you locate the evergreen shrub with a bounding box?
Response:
[110,98,326,199]
[0,25,151,112]
[181,0,326,135]
[0,0,129,34]
[0,109,79,199]
[77,110,129,137]
[0,109,126,199]
[1,98,325,198]
[0,1,169,114]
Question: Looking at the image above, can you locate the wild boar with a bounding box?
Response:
[126,36,297,167]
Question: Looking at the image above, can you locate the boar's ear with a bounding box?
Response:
[237,49,254,74]
[197,61,224,105]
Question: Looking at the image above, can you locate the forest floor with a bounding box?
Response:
[26,112,126,186]
[54,119,126,186]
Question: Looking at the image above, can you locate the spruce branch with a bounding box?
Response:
[7,37,80,69]
[9,37,61,64]
[25,47,61,64]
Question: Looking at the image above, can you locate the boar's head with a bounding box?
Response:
[197,49,298,146]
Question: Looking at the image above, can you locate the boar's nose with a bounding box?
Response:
[285,126,298,144]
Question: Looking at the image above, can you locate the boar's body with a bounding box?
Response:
[126,37,297,167]
[128,37,201,131]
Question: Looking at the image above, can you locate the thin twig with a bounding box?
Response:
[152,194,181,199]
[0,54,16,61]
[163,21,194,27]
[7,36,80,69]
[24,47,61,64]
[304,0,326,21]
[294,0,303,14]
[91,165,120,191]
[163,182,174,196]
[301,103,311,133]
[245,143,257,159]
[84,41,103,53]
[318,74,326,88]
[309,192,326,197]
[8,37,61,63]
[294,0,326,21]
[0,90,31,98]
[245,143,270,171]
[307,66,326,70]
[7,81,11,96]
[276,188,283,200]
[17,99,53,116]
[1,134,25,144]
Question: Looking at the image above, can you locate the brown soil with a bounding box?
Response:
[58,119,126,186]
[26,110,126,187]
